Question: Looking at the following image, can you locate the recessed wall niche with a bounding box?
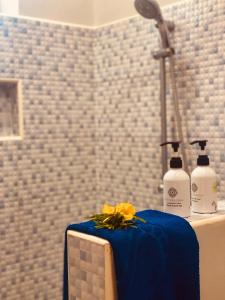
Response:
[0,79,23,140]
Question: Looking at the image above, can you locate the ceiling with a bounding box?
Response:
[1,0,181,27]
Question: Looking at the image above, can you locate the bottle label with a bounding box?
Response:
[164,181,190,217]
[191,179,217,213]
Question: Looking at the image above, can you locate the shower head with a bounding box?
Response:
[134,0,175,51]
[134,0,163,23]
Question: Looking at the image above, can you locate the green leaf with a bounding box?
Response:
[86,212,146,230]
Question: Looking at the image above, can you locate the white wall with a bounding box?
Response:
[19,0,94,26]
[94,0,181,25]
[1,0,180,26]
[0,0,19,15]
[93,0,136,25]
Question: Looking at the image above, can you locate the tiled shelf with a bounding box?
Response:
[0,78,23,141]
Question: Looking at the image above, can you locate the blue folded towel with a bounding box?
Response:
[63,210,199,300]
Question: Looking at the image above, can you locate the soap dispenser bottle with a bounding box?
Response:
[160,142,190,218]
[190,140,217,213]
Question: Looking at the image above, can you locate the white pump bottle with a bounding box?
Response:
[190,140,217,214]
[161,142,190,218]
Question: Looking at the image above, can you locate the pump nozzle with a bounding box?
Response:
[190,140,209,166]
[160,141,181,152]
[160,141,182,168]
[190,140,208,150]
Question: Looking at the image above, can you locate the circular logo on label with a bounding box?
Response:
[192,183,198,193]
[168,187,178,198]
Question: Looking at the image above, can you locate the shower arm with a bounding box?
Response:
[152,21,174,59]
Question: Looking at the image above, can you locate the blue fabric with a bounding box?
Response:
[63,210,199,300]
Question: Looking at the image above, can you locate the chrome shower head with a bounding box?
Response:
[134,0,163,23]
[134,0,175,50]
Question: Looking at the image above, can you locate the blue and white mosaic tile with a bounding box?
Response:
[0,16,96,300]
[1,0,225,299]
[95,0,225,211]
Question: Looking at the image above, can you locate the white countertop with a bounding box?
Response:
[188,200,225,222]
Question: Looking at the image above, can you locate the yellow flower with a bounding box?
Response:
[102,204,115,214]
[115,202,136,221]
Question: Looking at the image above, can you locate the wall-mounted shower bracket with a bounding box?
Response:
[152,47,175,60]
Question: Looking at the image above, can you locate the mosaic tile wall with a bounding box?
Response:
[94,0,225,210]
[1,0,225,299]
[0,17,96,300]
